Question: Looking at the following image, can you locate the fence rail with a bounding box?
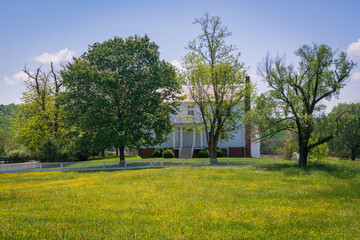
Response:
[0,157,277,174]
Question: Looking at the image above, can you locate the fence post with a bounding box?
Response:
[182,159,184,166]
[150,160,152,167]
[273,157,276,165]
[161,159,163,166]
[125,161,127,168]
[61,163,63,170]
[40,163,42,170]
[103,161,105,169]
[203,159,205,166]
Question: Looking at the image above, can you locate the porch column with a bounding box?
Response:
[193,127,196,147]
[180,127,183,149]
[200,128,203,148]
[173,127,176,148]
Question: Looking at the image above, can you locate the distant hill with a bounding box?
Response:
[0,104,19,135]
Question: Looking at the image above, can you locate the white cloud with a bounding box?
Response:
[347,39,360,59]
[350,71,360,82]
[35,48,75,65]
[170,60,185,71]
[3,71,28,85]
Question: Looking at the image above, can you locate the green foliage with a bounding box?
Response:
[6,146,31,162]
[276,146,283,156]
[61,35,180,161]
[162,149,175,158]
[105,153,116,158]
[0,104,19,135]
[283,138,298,159]
[37,138,61,162]
[309,141,329,161]
[152,149,163,158]
[198,149,210,158]
[216,149,224,157]
[184,14,250,162]
[328,103,360,160]
[14,66,64,153]
[253,43,355,166]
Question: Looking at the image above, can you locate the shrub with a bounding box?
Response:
[216,149,224,157]
[198,149,210,158]
[37,138,61,162]
[152,149,163,158]
[162,149,174,158]
[105,152,116,158]
[6,146,32,162]
[283,139,298,159]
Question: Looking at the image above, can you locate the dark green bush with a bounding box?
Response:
[162,149,174,158]
[217,149,224,157]
[152,149,163,158]
[198,149,210,158]
[37,138,61,162]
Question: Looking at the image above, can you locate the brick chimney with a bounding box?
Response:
[244,76,251,157]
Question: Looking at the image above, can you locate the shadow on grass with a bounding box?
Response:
[256,161,359,179]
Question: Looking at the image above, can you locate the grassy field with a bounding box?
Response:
[60,155,289,169]
[1,158,359,239]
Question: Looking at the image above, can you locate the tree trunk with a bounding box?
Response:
[298,144,308,167]
[207,131,219,164]
[351,150,357,161]
[119,146,125,166]
[116,147,119,156]
[209,142,218,164]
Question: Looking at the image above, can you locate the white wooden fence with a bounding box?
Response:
[0,157,276,174]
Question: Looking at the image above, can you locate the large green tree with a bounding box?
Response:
[254,43,355,167]
[328,103,360,160]
[61,35,180,164]
[183,14,249,164]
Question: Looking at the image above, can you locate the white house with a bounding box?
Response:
[138,77,260,158]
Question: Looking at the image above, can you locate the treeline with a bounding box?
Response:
[0,104,19,158]
[2,35,179,163]
[261,102,360,161]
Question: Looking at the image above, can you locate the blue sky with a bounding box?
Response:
[1,0,359,111]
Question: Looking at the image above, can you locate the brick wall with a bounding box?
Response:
[138,148,155,158]
[228,147,245,157]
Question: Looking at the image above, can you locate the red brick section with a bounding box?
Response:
[138,148,155,157]
[228,147,245,157]
[244,75,252,157]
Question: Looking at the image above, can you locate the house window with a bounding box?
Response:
[188,108,194,116]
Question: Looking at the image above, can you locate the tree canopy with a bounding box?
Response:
[328,103,360,160]
[61,35,180,162]
[183,13,249,164]
[13,64,64,154]
[253,43,355,167]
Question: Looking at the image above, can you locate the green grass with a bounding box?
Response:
[1,158,359,239]
[58,156,286,169]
